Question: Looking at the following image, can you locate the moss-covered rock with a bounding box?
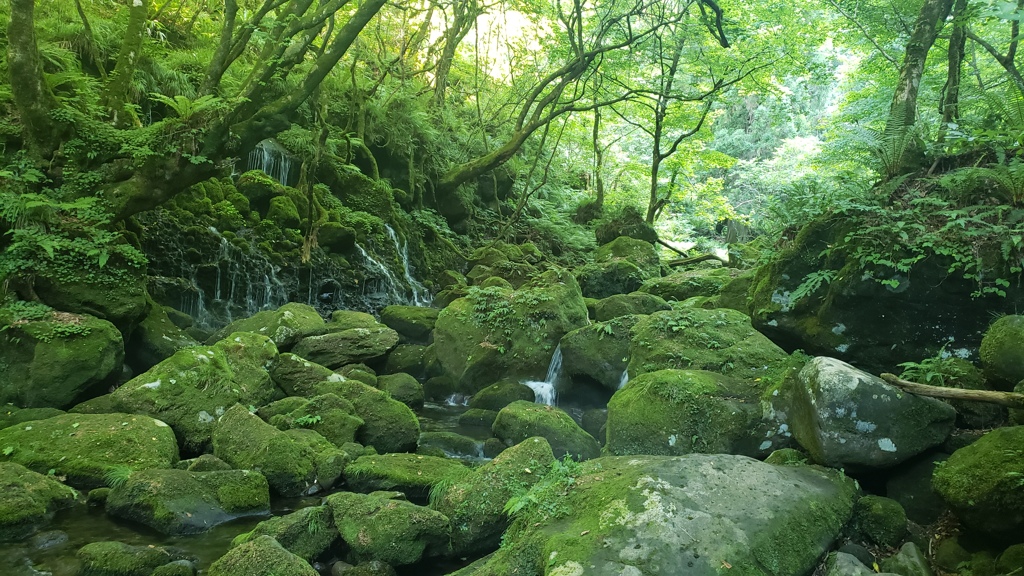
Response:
[593,292,671,321]
[376,373,424,410]
[433,269,589,391]
[468,381,535,411]
[900,357,1005,429]
[213,404,326,496]
[627,308,789,380]
[468,453,857,576]
[559,315,640,392]
[77,541,195,576]
[853,495,907,547]
[313,379,419,453]
[344,453,470,501]
[418,432,481,458]
[106,468,270,535]
[207,303,325,350]
[382,344,428,380]
[492,401,599,460]
[933,425,1024,535]
[431,437,556,556]
[231,505,336,562]
[337,363,378,386]
[0,405,65,431]
[0,462,77,542]
[576,236,661,299]
[714,270,755,314]
[594,206,657,245]
[606,369,776,457]
[34,265,148,333]
[177,454,232,472]
[292,326,400,370]
[329,310,381,330]
[979,315,1024,390]
[458,409,498,429]
[318,221,357,253]
[112,332,280,452]
[208,534,318,576]
[326,492,450,566]
[126,299,199,372]
[380,306,439,344]
[638,267,736,302]
[0,412,178,488]
[270,394,364,447]
[0,309,123,409]
[267,196,301,229]
[269,353,343,397]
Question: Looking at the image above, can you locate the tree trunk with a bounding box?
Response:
[103,0,150,127]
[592,107,605,209]
[7,0,65,158]
[886,0,954,132]
[940,0,968,125]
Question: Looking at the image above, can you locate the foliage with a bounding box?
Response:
[103,465,133,490]
[502,455,582,521]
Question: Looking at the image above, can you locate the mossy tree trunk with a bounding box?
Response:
[102,0,149,127]
[886,0,954,133]
[7,0,66,158]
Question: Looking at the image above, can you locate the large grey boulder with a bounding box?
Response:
[783,357,955,470]
[456,454,857,576]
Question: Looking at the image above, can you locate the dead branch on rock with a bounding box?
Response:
[880,373,1024,409]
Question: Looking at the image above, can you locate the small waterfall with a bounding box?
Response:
[443,393,470,407]
[523,345,563,406]
[355,243,404,303]
[247,139,293,186]
[618,370,630,389]
[385,225,430,306]
[202,228,290,327]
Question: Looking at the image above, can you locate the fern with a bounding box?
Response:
[149,93,223,123]
[103,465,133,490]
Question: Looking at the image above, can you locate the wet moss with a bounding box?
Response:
[0,462,78,542]
[207,534,318,576]
[231,505,336,562]
[492,401,600,461]
[345,453,469,501]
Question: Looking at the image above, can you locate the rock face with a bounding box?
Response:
[461,454,857,576]
[492,401,600,460]
[606,370,782,458]
[105,468,271,535]
[207,302,325,349]
[0,413,179,488]
[576,236,661,299]
[783,357,955,470]
[326,492,450,566]
[0,462,77,542]
[933,426,1024,535]
[433,269,589,391]
[979,315,1024,390]
[627,308,789,381]
[559,315,640,393]
[748,217,1024,375]
[0,310,123,408]
[208,535,318,576]
[431,437,556,556]
[112,332,280,452]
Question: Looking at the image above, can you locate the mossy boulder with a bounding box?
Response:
[231,505,336,562]
[77,541,196,576]
[269,394,364,447]
[458,409,498,429]
[627,308,789,381]
[380,306,439,344]
[329,310,381,330]
[318,221,357,253]
[433,269,589,391]
[208,534,318,576]
[714,270,755,314]
[34,266,148,332]
[492,401,600,460]
[593,292,671,321]
[376,373,424,410]
[852,495,907,548]
[606,369,778,457]
[112,332,280,452]
[468,453,857,576]
[344,453,470,501]
[292,326,400,370]
[576,237,661,299]
[337,363,378,386]
[932,425,1024,535]
[418,432,481,458]
[878,543,931,576]
[0,413,178,488]
[594,206,657,245]
[0,405,65,430]
[783,357,955,471]
[559,315,641,392]
[177,454,232,472]
[900,357,1005,429]
[0,310,123,409]
[207,303,325,350]
[267,196,301,229]
[0,462,77,542]
[431,437,556,556]
[468,381,536,411]
[312,379,419,453]
[326,491,450,566]
[212,404,330,497]
[638,267,736,302]
[979,315,1024,390]
[105,468,270,535]
[126,300,199,372]
[269,353,343,397]
[382,344,428,380]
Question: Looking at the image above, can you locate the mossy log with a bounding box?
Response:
[667,253,728,267]
[880,373,1024,409]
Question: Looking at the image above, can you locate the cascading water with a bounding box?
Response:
[618,370,630,389]
[355,243,404,304]
[523,345,562,406]
[246,139,293,186]
[385,225,431,306]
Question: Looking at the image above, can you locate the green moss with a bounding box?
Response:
[325,491,450,566]
[377,373,424,410]
[344,453,469,500]
[418,432,481,457]
[269,353,338,397]
[231,505,336,562]
[853,495,907,547]
[380,305,439,344]
[558,315,641,391]
[313,379,419,454]
[208,535,318,576]
[469,380,536,411]
[383,344,428,379]
[593,292,671,321]
[979,315,1024,389]
[207,303,325,349]
[638,268,735,302]
[0,462,78,541]
[492,401,600,460]
[77,541,193,576]
[273,393,363,447]
[0,405,65,431]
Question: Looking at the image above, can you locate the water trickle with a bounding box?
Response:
[523,345,563,406]
[355,243,404,304]
[618,370,630,389]
[444,393,471,407]
[247,139,293,186]
[385,225,430,306]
